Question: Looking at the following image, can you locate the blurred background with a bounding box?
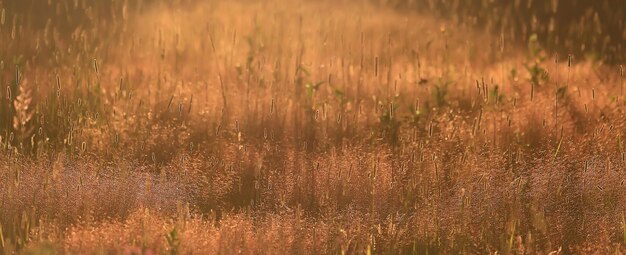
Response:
[2,0,625,62]
[388,0,625,63]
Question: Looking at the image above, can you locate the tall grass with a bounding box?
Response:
[0,0,625,253]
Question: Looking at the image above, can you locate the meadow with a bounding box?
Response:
[0,0,625,254]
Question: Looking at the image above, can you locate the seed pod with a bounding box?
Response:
[15,65,20,85]
[167,95,174,111]
[592,88,595,100]
[188,95,193,114]
[568,55,572,67]
[429,122,433,137]
[119,78,124,94]
[93,59,99,74]
[56,75,61,98]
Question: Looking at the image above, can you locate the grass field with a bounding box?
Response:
[1,0,625,254]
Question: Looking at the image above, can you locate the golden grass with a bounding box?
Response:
[0,0,625,253]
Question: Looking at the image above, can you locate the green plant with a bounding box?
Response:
[377,96,400,145]
[524,34,549,86]
[433,77,454,107]
[166,227,180,255]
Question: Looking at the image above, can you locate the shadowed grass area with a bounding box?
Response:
[389,0,625,63]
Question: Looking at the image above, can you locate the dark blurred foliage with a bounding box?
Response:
[4,0,625,62]
[385,0,625,63]
[0,0,194,32]
[2,0,124,29]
